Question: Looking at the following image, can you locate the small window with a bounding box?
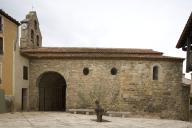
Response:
[31,30,34,43]
[36,35,39,46]
[111,67,117,75]
[23,66,28,80]
[0,16,2,31]
[153,66,159,80]
[83,67,89,75]
[0,37,3,54]
[34,20,37,30]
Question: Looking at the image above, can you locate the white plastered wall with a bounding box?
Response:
[13,26,29,111]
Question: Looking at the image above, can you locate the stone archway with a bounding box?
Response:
[38,72,66,111]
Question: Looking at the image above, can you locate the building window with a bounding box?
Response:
[0,16,2,31]
[83,67,89,75]
[31,30,34,43]
[153,66,159,80]
[111,67,117,75]
[36,35,39,46]
[0,37,3,54]
[23,66,28,80]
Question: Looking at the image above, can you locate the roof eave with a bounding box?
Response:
[176,12,192,49]
[20,52,184,61]
[0,9,20,26]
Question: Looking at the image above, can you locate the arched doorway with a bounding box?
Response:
[38,72,66,111]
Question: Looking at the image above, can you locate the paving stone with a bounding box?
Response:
[0,112,191,128]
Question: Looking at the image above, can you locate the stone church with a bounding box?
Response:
[0,10,190,121]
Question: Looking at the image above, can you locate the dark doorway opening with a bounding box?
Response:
[38,72,66,111]
[22,88,28,111]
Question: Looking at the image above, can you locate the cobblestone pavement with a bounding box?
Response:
[0,112,191,128]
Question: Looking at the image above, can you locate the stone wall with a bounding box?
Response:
[28,58,189,120]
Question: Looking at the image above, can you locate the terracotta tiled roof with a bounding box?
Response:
[0,9,20,26]
[176,12,192,48]
[20,47,184,61]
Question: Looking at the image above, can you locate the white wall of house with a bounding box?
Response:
[13,27,29,111]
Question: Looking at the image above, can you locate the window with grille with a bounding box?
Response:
[23,66,28,80]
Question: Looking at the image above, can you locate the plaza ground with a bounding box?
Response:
[0,112,191,128]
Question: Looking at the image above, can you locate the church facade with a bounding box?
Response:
[0,10,190,121]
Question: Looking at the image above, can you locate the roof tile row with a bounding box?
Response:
[20,47,183,61]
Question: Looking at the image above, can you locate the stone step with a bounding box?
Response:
[67,109,94,115]
[67,109,131,118]
[106,111,131,118]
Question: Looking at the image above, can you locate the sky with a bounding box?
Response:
[1,0,192,75]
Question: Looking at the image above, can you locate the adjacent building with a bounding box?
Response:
[0,10,21,112]
[176,12,192,72]
[176,12,192,120]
